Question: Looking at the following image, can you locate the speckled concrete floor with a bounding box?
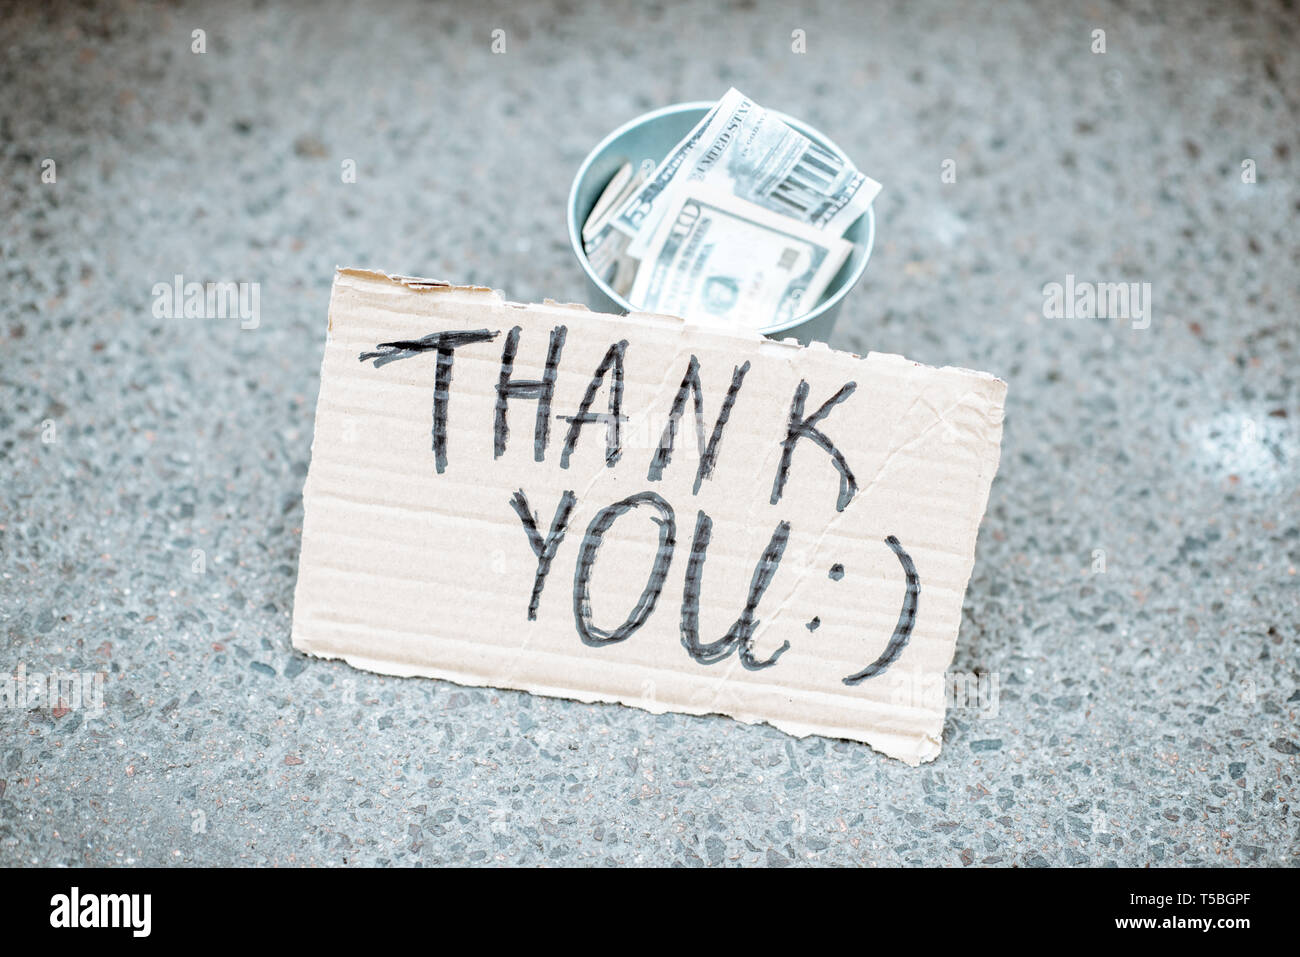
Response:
[1,0,1297,867]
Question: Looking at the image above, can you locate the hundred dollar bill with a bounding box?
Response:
[613,88,880,259]
[627,185,853,329]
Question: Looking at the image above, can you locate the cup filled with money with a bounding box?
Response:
[568,88,878,344]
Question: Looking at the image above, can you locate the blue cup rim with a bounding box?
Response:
[567,100,875,337]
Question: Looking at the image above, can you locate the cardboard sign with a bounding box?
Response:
[292,269,1006,764]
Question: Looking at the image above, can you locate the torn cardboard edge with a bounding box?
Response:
[331,267,1001,373]
[294,267,1007,765]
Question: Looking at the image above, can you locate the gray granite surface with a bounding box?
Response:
[1,0,1296,866]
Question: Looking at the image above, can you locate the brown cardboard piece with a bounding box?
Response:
[291,268,1006,765]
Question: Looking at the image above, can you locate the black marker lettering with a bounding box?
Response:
[558,340,629,469]
[359,329,499,474]
[842,535,919,684]
[770,379,858,511]
[573,492,675,645]
[509,488,578,621]
[495,325,567,462]
[680,510,792,670]
[647,356,750,494]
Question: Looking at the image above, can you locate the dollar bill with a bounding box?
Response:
[627,184,853,330]
[583,161,633,243]
[611,88,879,259]
[585,227,633,288]
[582,159,652,293]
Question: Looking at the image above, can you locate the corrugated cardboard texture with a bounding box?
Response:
[292,268,1006,764]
